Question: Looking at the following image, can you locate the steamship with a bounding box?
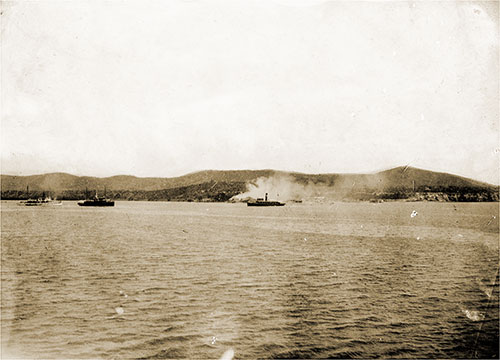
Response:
[78,189,114,207]
[247,193,285,207]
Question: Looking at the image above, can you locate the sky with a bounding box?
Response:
[1,0,499,184]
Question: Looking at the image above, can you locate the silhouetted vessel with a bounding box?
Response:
[247,193,285,207]
[78,189,114,207]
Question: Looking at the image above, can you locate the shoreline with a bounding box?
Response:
[2,197,499,203]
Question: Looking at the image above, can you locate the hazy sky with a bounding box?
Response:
[1,0,498,183]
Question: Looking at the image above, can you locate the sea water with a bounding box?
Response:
[1,201,498,358]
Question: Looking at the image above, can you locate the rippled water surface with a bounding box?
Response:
[1,201,499,359]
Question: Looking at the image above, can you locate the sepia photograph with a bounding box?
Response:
[1,0,499,359]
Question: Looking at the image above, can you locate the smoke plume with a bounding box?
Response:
[232,175,336,202]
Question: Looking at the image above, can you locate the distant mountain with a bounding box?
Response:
[1,167,498,202]
[290,166,495,191]
[0,170,279,192]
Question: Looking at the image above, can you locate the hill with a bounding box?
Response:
[1,167,498,202]
[0,170,280,192]
[289,166,494,191]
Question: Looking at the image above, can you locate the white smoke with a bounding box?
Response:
[232,175,334,202]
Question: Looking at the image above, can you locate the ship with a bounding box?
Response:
[19,197,55,206]
[78,189,114,207]
[18,188,62,206]
[247,193,285,207]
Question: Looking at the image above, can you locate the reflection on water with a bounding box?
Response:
[1,201,498,358]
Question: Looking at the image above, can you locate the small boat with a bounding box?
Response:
[18,188,62,206]
[247,193,285,207]
[19,198,50,206]
[19,197,63,206]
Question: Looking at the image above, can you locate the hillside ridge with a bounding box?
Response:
[1,167,498,202]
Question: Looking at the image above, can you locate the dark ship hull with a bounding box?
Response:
[20,199,50,206]
[247,193,285,206]
[78,199,114,207]
[247,201,285,207]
